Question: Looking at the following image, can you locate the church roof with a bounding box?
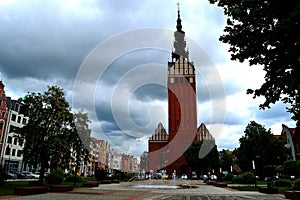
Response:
[149,122,168,141]
[196,123,215,141]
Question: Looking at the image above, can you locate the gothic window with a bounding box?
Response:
[170,78,174,83]
[0,122,3,130]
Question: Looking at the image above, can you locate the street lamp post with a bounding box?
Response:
[252,160,257,187]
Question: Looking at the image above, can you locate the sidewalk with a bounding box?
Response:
[1,179,286,200]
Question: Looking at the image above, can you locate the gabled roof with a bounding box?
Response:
[149,122,168,141]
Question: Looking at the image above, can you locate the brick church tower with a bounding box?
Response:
[148,6,200,176]
[148,4,216,178]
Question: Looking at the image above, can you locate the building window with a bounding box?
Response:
[17,116,21,123]
[18,139,24,147]
[5,146,10,155]
[13,137,18,145]
[2,111,5,118]
[22,118,27,124]
[9,125,16,133]
[170,77,174,83]
[17,150,22,157]
[189,77,193,83]
[7,136,12,144]
[11,114,16,121]
[12,149,16,156]
[0,122,3,130]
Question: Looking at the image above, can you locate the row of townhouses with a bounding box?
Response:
[0,81,139,176]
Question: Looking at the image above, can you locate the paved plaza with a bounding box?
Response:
[2,180,286,200]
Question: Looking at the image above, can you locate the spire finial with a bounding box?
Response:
[176,2,182,32]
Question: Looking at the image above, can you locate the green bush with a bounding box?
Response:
[241,172,254,184]
[45,169,64,184]
[232,175,242,183]
[64,175,83,183]
[273,179,292,187]
[293,178,300,190]
[222,173,233,181]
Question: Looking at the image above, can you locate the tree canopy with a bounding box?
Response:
[17,86,91,183]
[237,121,289,176]
[209,0,300,126]
[184,140,220,174]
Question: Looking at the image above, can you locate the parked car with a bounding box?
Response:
[210,175,217,180]
[162,174,169,179]
[200,174,208,181]
[191,171,198,180]
[6,172,17,179]
[181,174,188,180]
[22,172,40,179]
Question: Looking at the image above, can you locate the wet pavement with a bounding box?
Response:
[2,179,286,200]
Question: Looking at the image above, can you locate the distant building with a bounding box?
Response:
[148,7,215,178]
[140,151,149,174]
[0,81,7,156]
[0,97,29,173]
[281,124,300,160]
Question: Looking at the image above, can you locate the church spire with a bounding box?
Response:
[172,3,188,60]
[176,2,182,32]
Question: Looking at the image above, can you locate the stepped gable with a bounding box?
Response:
[196,123,215,141]
[149,122,168,141]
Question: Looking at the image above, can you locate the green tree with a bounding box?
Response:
[220,149,233,172]
[69,110,92,183]
[237,121,289,176]
[184,140,220,174]
[17,86,75,184]
[282,160,300,177]
[209,0,300,127]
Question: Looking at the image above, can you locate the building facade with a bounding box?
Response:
[0,97,29,173]
[148,7,215,177]
[281,124,300,160]
[0,81,7,156]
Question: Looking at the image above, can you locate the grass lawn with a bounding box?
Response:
[229,185,259,191]
[229,185,293,194]
[0,181,31,196]
[0,177,96,196]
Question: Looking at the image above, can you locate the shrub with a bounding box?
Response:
[64,175,83,183]
[45,169,64,184]
[241,172,254,184]
[222,173,233,181]
[294,178,300,190]
[232,176,242,183]
[273,179,292,187]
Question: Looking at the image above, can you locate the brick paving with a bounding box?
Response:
[2,180,286,200]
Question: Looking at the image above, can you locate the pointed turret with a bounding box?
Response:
[172,3,188,60]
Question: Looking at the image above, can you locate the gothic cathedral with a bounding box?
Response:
[148,6,214,177]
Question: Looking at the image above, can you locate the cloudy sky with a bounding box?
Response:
[0,0,296,157]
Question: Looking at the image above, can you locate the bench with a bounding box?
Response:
[14,186,48,196]
[49,185,74,192]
